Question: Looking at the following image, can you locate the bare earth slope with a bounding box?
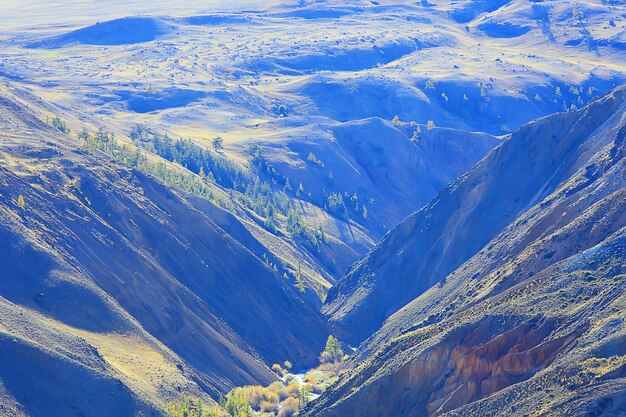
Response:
[0,82,328,415]
[324,83,626,345]
[309,85,626,416]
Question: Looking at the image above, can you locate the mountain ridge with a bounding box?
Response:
[324,84,626,346]
[307,83,626,417]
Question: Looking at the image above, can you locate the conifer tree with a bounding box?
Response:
[17,194,25,209]
[212,136,224,152]
[296,262,305,292]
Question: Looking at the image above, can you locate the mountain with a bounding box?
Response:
[308,85,626,416]
[0,1,625,416]
[1,0,624,296]
[0,83,330,416]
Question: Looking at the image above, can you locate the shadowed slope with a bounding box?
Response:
[27,17,172,48]
[308,85,626,416]
[324,84,626,346]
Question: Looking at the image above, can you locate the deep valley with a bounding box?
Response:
[0,1,625,416]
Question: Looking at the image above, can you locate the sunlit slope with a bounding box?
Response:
[7,0,623,134]
[0,83,329,415]
[2,0,622,297]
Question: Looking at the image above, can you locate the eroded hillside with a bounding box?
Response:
[308,85,626,417]
[0,1,625,416]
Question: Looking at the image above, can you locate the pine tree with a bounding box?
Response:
[325,336,343,360]
[212,136,224,152]
[299,384,312,407]
[224,388,252,417]
[296,262,305,292]
[17,194,25,209]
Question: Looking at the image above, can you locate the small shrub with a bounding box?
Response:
[238,386,279,412]
[271,363,284,376]
[48,115,70,134]
[278,397,299,417]
[310,383,324,394]
[267,382,289,401]
[306,152,324,167]
[260,400,278,413]
[303,374,318,384]
[286,382,300,398]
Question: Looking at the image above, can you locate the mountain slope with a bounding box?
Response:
[2,0,624,298]
[324,83,626,346]
[0,82,329,415]
[309,85,626,416]
[253,116,500,240]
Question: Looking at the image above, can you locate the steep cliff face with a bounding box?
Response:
[0,83,328,415]
[308,85,626,416]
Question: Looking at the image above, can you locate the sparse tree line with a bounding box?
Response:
[46,118,367,293]
[409,79,601,134]
[166,336,347,417]
[76,126,225,209]
[46,117,370,235]
[128,125,331,249]
[301,152,368,222]
[39,116,375,294]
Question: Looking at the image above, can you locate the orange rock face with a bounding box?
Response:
[428,320,575,416]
